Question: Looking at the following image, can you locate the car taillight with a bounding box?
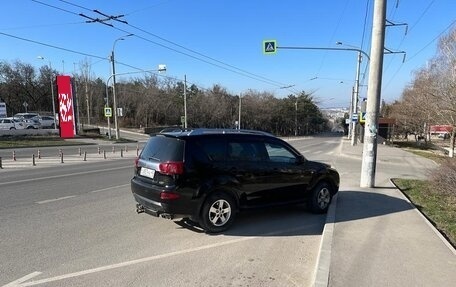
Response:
[160,192,180,200]
[158,161,184,175]
[134,157,139,168]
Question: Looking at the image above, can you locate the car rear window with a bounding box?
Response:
[140,135,184,162]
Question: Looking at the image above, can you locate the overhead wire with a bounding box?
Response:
[52,0,291,89]
[0,21,85,31]
[383,1,451,92]
[0,31,107,61]
[358,0,372,94]
[314,0,351,77]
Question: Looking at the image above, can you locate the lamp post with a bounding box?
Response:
[105,66,167,137]
[37,56,57,130]
[238,94,242,130]
[336,42,369,146]
[111,34,133,140]
[295,100,298,136]
[183,75,188,129]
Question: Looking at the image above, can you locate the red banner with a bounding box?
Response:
[430,125,453,133]
[56,75,75,138]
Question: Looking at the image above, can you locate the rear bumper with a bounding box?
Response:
[130,177,199,219]
[133,193,164,217]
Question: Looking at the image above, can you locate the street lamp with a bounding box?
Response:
[238,94,242,130]
[37,56,57,130]
[105,66,167,138]
[295,99,298,136]
[336,42,370,146]
[111,34,133,140]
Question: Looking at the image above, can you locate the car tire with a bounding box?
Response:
[199,192,237,233]
[308,182,332,213]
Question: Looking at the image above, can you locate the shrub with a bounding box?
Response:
[429,158,456,199]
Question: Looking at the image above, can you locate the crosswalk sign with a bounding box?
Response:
[263,40,277,54]
[359,112,366,123]
[104,107,112,118]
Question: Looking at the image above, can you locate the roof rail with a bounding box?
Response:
[187,128,274,136]
[159,128,274,137]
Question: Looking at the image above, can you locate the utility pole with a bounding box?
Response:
[111,34,132,140]
[110,49,119,139]
[183,75,187,129]
[351,51,362,146]
[295,100,298,136]
[360,0,387,187]
[85,73,90,125]
[238,95,241,129]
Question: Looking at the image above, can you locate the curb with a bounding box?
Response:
[312,193,338,287]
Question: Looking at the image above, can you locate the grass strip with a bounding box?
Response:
[0,136,92,148]
[392,178,456,248]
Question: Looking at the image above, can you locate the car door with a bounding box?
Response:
[225,139,271,207]
[262,139,314,204]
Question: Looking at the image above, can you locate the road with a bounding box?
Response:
[0,136,342,287]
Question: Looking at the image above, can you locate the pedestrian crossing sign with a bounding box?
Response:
[263,40,277,54]
[359,112,366,123]
[104,107,112,117]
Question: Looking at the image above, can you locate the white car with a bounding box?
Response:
[32,115,56,129]
[21,118,41,129]
[14,112,39,120]
[0,117,25,130]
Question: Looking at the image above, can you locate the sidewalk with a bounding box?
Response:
[314,139,456,287]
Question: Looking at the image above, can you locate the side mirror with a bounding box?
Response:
[296,155,305,164]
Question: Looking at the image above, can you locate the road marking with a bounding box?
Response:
[34,184,130,204]
[0,166,131,186]
[35,196,76,204]
[4,224,317,287]
[2,271,41,287]
[90,184,130,193]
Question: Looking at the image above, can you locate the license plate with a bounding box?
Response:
[140,167,155,179]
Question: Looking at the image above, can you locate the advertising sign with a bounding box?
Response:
[56,75,75,138]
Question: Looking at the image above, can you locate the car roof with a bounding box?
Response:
[158,128,275,139]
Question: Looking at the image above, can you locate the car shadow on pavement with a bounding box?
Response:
[174,205,326,237]
[331,190,414,223]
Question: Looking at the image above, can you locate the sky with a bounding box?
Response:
[0,0,455,108]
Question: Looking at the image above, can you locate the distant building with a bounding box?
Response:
[430,125,453,135]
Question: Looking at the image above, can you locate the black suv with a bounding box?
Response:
[131,129,339,233]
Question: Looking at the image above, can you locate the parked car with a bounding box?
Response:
[131,129,340,233]
[32,115,56,129]
[20,118,41,129]
[438,133,450,139]
[13,112,39,120]
[0,117,25,130]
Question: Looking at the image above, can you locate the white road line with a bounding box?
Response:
[34,184,130,204]
[2,271,41,287]
[8,224,317,287]
[35,196,76,204]
[90,184,130,193]
[0,166,131,186]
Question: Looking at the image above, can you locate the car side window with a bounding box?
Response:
[227,140,268,161]
[195,138,226,162]
[265,141,297,163]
